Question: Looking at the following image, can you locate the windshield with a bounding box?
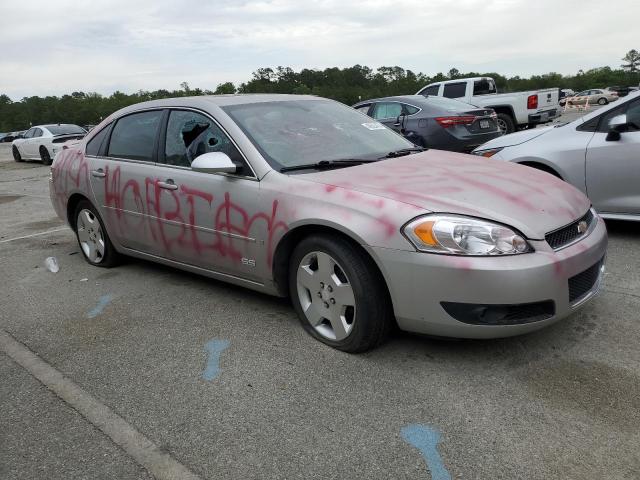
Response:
[47,125,86,135]
[221,99,413,170]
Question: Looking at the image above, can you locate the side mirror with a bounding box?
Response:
[606,114,628,142]
[191,152,237,174]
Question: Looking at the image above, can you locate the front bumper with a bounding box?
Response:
[367,215,608,339]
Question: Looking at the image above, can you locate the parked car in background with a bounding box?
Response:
[472,91,640,221]
[606,86,631,97]
[1,131,25,143]
[559,89,576,106]
[567,89,618,106]
[352,95,501,152]
[50,94,606,352]
[12,124,87,165]
[416,77,560,134]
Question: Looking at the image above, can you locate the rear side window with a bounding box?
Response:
[419,85,439,96]
[443,82,466,99]
[473,79,497,96]
[107,110,163,161]
[371,102,403,120]
[33,128,43,137]
[85,125,110,156]
[163,110,246,169]
[405,105,420,115]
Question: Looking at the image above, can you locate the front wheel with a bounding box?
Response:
[74,200,121,267]
[597,97,608,105]
[289,234,393,352]
[12,145,22,162]
[40,146,52,165]
[496,113,515,135]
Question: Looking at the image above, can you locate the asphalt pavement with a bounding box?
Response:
[0,123,638,480]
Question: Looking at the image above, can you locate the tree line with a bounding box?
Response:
[1,49,639,132]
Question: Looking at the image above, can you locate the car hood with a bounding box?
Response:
[298,150,590,240]
[474,126,554,151]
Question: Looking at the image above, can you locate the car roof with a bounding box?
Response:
[113,94,321,117]
[354,95,429,105]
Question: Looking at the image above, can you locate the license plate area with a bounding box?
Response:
[479,120,490,129]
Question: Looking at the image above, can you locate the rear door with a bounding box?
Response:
[151,108,262,280]
[585,96,640,215]
[88,109,166,254]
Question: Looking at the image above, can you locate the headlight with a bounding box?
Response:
[403,215,532,255]
[471,147,503,158]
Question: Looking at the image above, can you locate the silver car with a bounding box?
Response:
[473,91,640,221]
[49,95,608,352]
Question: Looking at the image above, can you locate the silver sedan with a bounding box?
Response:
[50,95,607,352]
[473,91,640,221]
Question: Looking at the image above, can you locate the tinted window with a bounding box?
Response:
[372,102,403,120]
[85,125,111,156]
[597,97,640,133]
[419,85,439,96]
[163,110,245,168]
[443,82,466,99]
[222,99,413,170]
[48,125,86,135]
[473,79,497,96]
[108,110,162,161]
[405,104,420,115]
[33,128,43,137]
[576,117,598,132]
[23,128,35,138]
[354,104,371,114]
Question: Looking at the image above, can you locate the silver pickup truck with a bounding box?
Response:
[417,77,560,134]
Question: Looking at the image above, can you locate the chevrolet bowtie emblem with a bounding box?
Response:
[577,221,588,234]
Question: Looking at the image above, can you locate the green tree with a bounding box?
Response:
[214,82,236,94]
[621,49,640,72]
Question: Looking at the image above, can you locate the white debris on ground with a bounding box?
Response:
[44,257,59,273]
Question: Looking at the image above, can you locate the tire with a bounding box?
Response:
[12,145,22,162]
[289,234,393,353]
[597,97,608,105]
[74,200,121,268]
[40,146,52,165]
[496,113,516,135]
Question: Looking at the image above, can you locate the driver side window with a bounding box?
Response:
[163,110,249,173]
[597,98,640,133]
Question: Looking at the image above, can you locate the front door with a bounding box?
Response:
[149,108,263,281]
[586,96,640,215]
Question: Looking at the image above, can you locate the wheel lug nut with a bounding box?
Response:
[320,282,324,288]
[330,298,335,304]
[327,286,333,292]
[317,292,322,298]
[323,302,329,308]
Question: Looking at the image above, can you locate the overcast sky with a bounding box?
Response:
[1,0,637,99]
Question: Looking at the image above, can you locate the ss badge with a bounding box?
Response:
[242,257,256,267]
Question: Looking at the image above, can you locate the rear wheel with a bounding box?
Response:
[74,200,120,268]
[40,146,52,165]
[12,146,22,162]
[289,234,393,353]
[496,113,515,134]
[597,97,608,105]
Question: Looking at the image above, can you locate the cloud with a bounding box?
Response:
[0,0,637,99]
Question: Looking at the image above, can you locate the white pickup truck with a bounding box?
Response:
[416,77,560,134]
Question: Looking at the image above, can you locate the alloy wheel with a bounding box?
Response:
[296,251,356,341]
[76,209,105,263]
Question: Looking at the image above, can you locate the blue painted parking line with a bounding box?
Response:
[401,424,451,480]
[202,339,230,381]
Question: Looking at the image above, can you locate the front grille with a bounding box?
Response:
[545,209,594,250]
[441,300,555,326]
[568,258,603,303]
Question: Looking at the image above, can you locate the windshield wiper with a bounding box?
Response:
[382,147,427,158]
[280,158,378,173]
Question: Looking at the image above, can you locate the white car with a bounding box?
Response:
[12,124,87,165]
[472,91,640,221]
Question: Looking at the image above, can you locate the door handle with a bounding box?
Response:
[158,180,178,190]
[91,169,106,178]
